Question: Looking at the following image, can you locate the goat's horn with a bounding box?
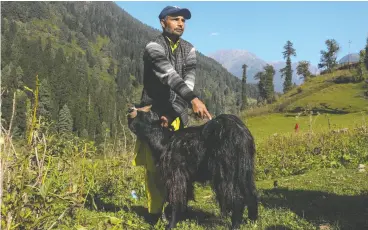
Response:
[137,105,152,112]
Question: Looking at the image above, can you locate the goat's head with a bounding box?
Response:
[127,104,157,136]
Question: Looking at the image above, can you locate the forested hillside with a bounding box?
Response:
[1,1,258,143]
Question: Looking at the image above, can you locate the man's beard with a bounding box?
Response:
[164,27,183,37]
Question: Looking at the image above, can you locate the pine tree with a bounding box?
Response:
[53,47,69,109]
[43,37,54,79]
[280,41,296,93]
[81,129,89,139]
[296,61,311,81]
[13,90,28,137]
[58,104,73,133]
[1,64,16,131]
[86,48,96,68]
[357,50,367,82]
[1,17,9,35]
[101,121,110,139]
[108,61,115,75]
[318,39,340,73]
[39,78,53,120]
[241,64,248,110]
[254,71,266,103]
[264,64,275,103]
[6,64,19,89]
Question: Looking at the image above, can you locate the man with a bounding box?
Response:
[133,5,212,224]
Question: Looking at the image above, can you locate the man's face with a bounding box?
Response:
[161,15,186,37]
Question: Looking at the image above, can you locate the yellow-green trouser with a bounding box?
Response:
[132,117,182,214]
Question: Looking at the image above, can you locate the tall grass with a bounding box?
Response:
[2,109,367,229]
[0,77,146,229]
[256,129,368,180]
[2,74,368,229]
[1,117,149,229]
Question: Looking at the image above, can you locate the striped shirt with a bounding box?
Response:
[141,34,197,125]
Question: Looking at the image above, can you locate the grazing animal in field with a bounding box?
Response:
[127,105,258,229]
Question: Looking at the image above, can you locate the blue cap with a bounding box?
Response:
[159,6,191,20]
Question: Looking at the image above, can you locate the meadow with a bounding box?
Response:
[2,109,367,230]
[2,68,368,229]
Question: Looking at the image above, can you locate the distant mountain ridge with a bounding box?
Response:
[209,49,319,92]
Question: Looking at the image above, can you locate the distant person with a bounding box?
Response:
[133,5,212,224]
[295,123,300,132]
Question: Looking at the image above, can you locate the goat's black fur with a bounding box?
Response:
[128,109,258,229]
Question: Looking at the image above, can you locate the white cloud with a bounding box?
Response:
[210,32,219,36]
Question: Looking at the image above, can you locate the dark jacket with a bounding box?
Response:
[140,34,197,126]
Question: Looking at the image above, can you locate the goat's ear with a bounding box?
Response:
[127,106,138,118]
[137,104,152,113]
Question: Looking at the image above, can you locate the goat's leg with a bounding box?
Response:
[165,169,188,229]
[246,174,259,221]
[166,205,179,229]
[247,191,258,221]
[231,198,245,230]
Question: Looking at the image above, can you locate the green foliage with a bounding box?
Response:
[246,68,368,117]
[13,90,28,137]
[254,71,266,103]
[39,78,53,121]
[280,41,296,93]
[255,130,368,179]
[357,50,367,82]
[318,39,340,73]
[4,98,368,229]
[264,65,275,103]
[81,129,89,139]
[280,57,293,93]
[256,168,368,230]
[287,82,368,114]
[255,65,275,104]
[241,64,248,110]
[58,104,73,133]
[296,61,311,81]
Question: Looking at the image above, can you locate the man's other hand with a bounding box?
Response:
[191,98,212,120]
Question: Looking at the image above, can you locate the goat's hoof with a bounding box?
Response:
[165,223,177,230]
[147,213,161,226]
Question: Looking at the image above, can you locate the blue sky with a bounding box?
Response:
[116,1,368,67]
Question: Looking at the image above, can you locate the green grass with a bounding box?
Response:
[5,122,368,229]
[288,82,368,113]
[245,112,367,140]
[245,69,368,117]
[63,165,367,230]
[4,65,368,229]
[256,168,368,230]
[131,168,368,230]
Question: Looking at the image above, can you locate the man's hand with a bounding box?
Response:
[160,116,169,128]
[191,98,212,120]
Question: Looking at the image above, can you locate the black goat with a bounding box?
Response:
[127,105,258,229]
